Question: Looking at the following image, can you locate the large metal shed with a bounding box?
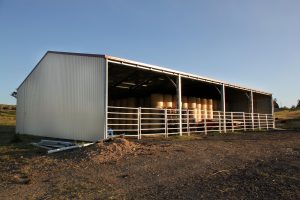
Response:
[16,51,274,141]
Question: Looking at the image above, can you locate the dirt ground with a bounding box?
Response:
[0,130,299,200]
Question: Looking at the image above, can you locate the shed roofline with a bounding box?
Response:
[16,51,272,96]
[105,55,272,96]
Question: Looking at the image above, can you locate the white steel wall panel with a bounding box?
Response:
[16,52,106,141]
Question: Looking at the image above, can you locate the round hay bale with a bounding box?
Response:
[188,97,197,109]
[172,95,177,109]
[196,98,202,122]
[213,99,219,111]
[164,94,173,108]
[201,98,208,119]
[192,108,198,122]
[207,99,213,119]
[150,93,164,108]
[182,96,188,109]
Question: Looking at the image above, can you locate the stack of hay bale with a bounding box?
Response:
[109,94,217,132]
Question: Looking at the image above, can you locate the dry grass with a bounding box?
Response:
[0,104,16,126]
[275,109,300,120]
[275,109,300,129]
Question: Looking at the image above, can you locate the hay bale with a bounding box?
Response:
[188,97,197,109]
[182,96,188,109]
[207,99,213,119]
[172,95,177,109]
[150,93,164,108]
[196,98,202,122]
[201,98,208,119]
[164,94,173,108]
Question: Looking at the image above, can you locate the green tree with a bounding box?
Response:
[273,98,279,109]
[297,99,300,108]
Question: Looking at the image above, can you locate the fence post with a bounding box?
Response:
[258,113,261,130]
[252,113,254,131]
[204,118,207,135]
[266,115,269,130]
[231,112,234,132]
[218,111,221,133]
[164,109,168,138]
[224,111,227,133]
[138,107,141,139]
[187,110,190,135]
[243,112,246,131]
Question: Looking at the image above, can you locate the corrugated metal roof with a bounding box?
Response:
[17,51,272,96]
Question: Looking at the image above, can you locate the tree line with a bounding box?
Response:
[273,99,300,110]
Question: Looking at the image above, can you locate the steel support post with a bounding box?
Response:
[218,111,221,133]
[204,118,207,135]
[243,112,246,131]
[271,95,275,129]
[177,75,182,136]
[138,107,142,139]
[104,59,109,139]
[250,90,254,131]
[221,84,226,133]
[187,110,190,136]
[266,114,269,130]
[231,112,234,132]
[258,113,261,130]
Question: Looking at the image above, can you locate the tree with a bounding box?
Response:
[297,99,300,108]
[291,105,296,111]
[273,98,279,110]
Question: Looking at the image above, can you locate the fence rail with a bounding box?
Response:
[107,106,274,139]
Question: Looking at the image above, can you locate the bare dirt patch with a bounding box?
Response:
[0,131,299,199]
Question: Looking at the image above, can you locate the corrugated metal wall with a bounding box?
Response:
[16,52,106,141]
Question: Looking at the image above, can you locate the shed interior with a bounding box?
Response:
[108,62,177,107]
[107,62,271,114]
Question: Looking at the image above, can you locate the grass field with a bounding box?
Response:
[275,109,300,129]
[0,104,16,126]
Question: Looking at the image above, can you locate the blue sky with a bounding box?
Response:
[0,0,299,107]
